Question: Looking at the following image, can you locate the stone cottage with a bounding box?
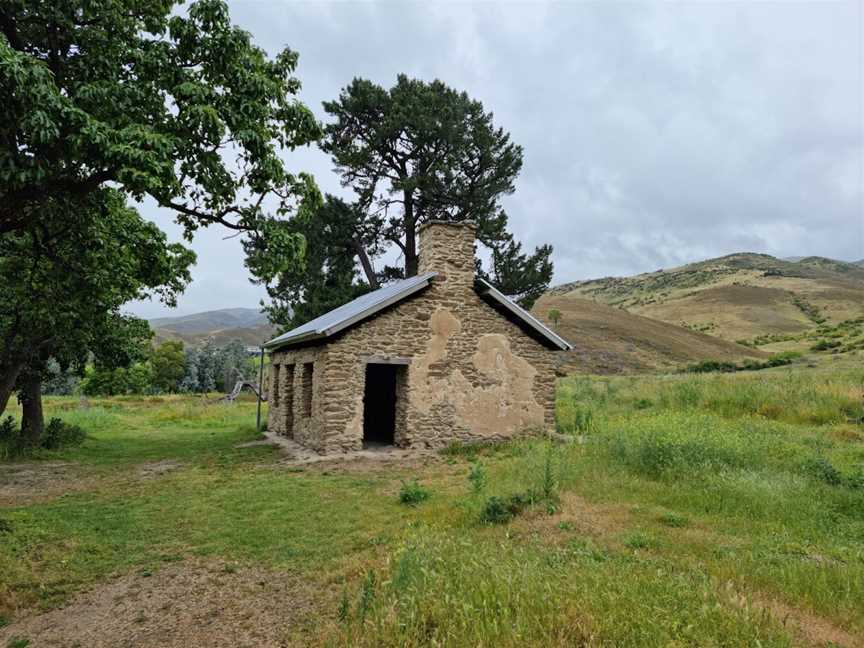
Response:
[263,220,571,453]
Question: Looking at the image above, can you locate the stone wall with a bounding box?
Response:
[267,345,328,451]
[268,220,560,453]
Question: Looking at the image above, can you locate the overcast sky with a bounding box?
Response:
[128,0,863,320]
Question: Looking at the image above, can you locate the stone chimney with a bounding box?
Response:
[417,220,477,291]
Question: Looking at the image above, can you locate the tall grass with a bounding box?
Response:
[331,532,791,647]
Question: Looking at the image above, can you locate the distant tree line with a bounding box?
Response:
[42,340,258,397]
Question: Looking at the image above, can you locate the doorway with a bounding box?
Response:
[362,363,400,446]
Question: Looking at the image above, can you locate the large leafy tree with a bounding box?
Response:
[312,74,552,309]
[1,0,321,281]
[0,189,194,442]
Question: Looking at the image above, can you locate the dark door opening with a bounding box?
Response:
[363,364,398,446]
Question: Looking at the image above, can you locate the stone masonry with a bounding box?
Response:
[267,221,562,453]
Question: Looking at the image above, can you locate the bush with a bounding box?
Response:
[686,360,738,374]
[810,339,841,352]
[0,416,86,458]
[41,418,87,450]
[398,479,430,506]
[480,492,534,524]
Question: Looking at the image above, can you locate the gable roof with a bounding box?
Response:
[474,278,572,350]
[264,272,437,350]
[264,272,572,351]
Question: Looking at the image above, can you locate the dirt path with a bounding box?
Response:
[0,560,327,648]
[0,459,185,506]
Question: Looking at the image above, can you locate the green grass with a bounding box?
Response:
[2,367,863,645]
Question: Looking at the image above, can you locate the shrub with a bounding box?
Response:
[398,479,430,506]
[0,416,19,445]
[686,360,738,374]
[41,418,87,450]
[810,339,841,352]
[480,492,534,524]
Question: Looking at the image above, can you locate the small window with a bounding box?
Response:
[283,365,295,436]
[271,364,280,408]
[301,362,314,417]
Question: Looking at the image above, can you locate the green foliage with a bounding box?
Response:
[801,457,844,487]
[398,480,430,506]
[0,0,320,279]
[151,341,186,393]
[479,492,533,524]
[81,363,155,397]
[547,308,562,328]
[811,339,841,352]
[658,512,689,528]
[686,352,799,374]
[314,74,552,309]
[467,462,487,494]
[0,415,85,459]
[6,637,30,648]
[40,419,86,451]
[263,196,373,329]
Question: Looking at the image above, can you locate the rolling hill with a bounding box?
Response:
[550,254,864,346]
[533,294,764,374]
[149,308,275,348]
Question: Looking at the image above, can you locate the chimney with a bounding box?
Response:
[417,220,477,290]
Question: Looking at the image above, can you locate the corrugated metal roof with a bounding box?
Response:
[474,278,573,350]
[264,272,437,350]
[264,271,572,352]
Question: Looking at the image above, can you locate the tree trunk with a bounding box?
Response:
[353,239,380,289]
[0,361,24,417]
[19,372,44,446]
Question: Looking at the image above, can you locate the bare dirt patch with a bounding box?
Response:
[0,560,329,648]
[136,459,184,479]
[723,587,863,648]
[0,461,93,506]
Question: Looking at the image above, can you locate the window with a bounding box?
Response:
[283,364,295,436]
[301,362,314,417]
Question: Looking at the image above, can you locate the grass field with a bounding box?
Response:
[1,363,863,646]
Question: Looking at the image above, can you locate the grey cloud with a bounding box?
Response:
[128,1,863,319]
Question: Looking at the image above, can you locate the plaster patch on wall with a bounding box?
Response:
[411,310,544,437]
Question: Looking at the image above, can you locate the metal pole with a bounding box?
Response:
[256,346,265,432]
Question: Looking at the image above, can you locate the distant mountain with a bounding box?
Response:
[149,308,274,348]
[150,308,268,334]
[550,253,864,345]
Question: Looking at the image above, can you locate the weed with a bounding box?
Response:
[7,638,30,648]
[467,461,487,494]
[623,531,656,550]
[338,588,350,622]
[658,512,689,528]
[398,479,430,506]
[357,570,376,621]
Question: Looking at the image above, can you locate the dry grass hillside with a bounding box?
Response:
[533,293,764,375]
[551,254,864,348]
